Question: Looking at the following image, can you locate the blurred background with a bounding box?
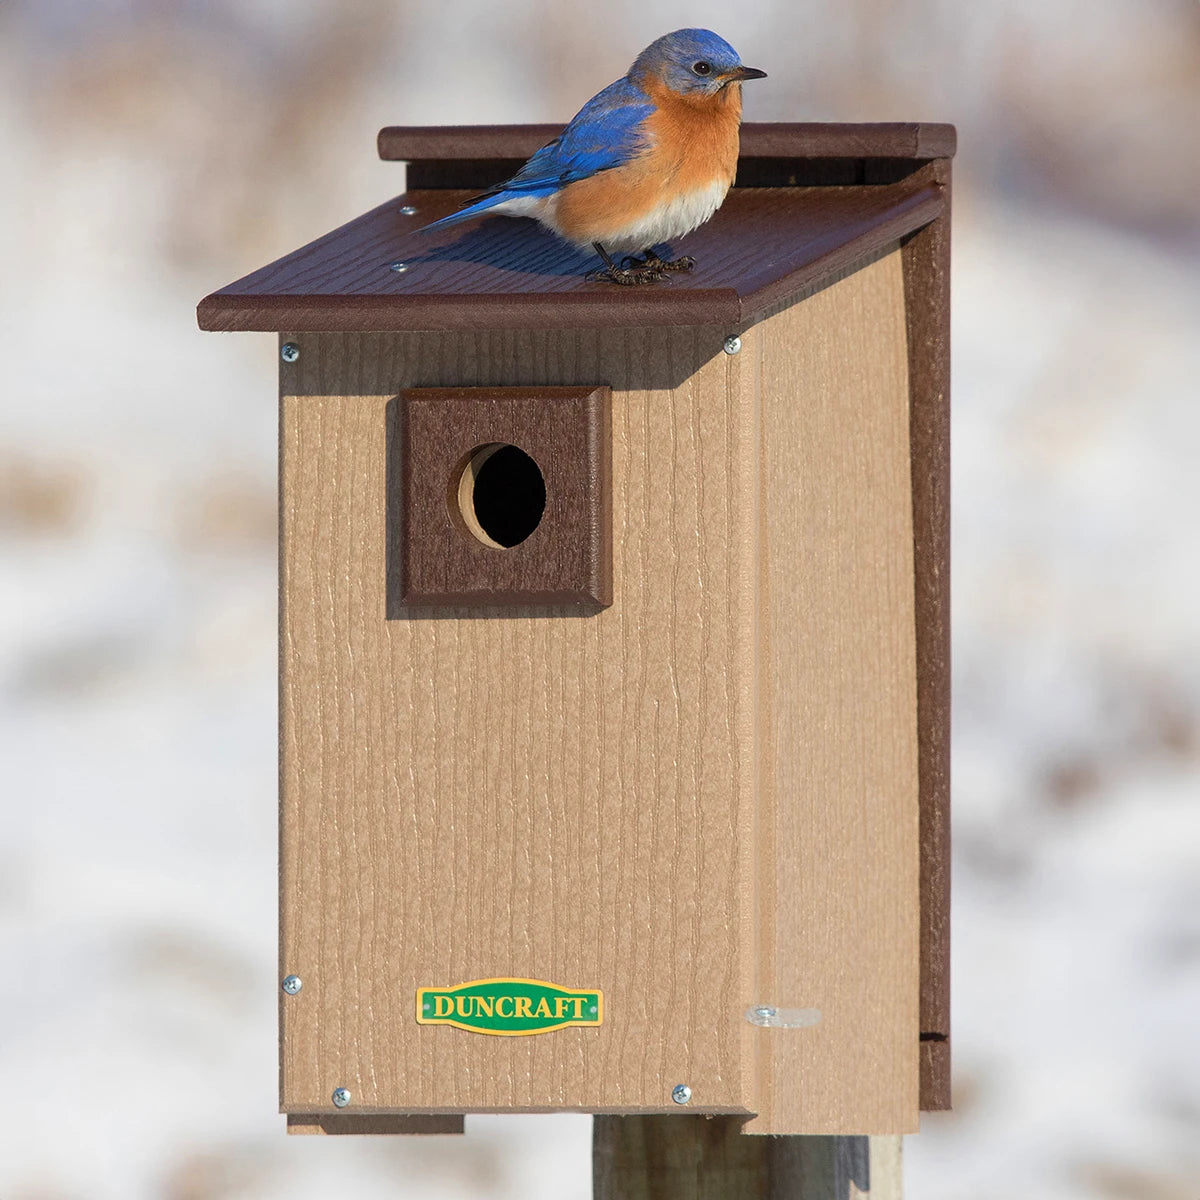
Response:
[2,1,1198,1197]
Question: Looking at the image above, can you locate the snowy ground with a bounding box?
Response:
[2,3,1197,1197]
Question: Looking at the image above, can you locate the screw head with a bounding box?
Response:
[281,975,302,996]
[754,1005,776,1021]
[280,342,300,363]
[399,205,417,216]
[389,261,409,273]
[331,1087,351,1108]
[671,1084,692,1105]
[723,335,742,355]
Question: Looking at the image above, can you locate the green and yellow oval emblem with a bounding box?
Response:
[416,977,603,1036]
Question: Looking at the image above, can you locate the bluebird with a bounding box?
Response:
[420,29,766,285]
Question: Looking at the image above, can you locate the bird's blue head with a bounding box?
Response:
[630,29,766,98]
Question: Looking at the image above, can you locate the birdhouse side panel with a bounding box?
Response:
[746,248,921,1134]
[278,328,760,1116]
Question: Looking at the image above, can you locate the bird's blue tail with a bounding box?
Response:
[418,192,514,234]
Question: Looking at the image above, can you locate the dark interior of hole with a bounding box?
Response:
[472,445,546,547]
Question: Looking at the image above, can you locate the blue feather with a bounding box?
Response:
[421,77,653,234]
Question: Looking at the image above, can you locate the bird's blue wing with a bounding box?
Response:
[495,76,654,196]
[420,77,653,232]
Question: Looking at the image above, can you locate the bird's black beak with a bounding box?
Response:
[724,65,767,82]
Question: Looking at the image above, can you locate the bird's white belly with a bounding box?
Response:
[594,179,731,252]
[491,179,731,253]
[532,179,731,252]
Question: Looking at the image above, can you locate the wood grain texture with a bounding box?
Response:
[919,1038,949,1112]
[593,1118,902,1199]
[279,326,760,1117]
[745,250,920,1134]
[593,1116,771,1198]
[377,122,956,164]
[196,184,942,333]
[899,157,952,1112]
[286,1114,464,1135]
[396,386,611,606]
[277,249,929,1132]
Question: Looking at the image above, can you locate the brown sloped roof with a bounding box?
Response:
[197,122,953,334]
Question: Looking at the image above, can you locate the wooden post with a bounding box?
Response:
[593,1118,901,1200]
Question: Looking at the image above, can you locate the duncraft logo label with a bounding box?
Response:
[416,977,603,1036]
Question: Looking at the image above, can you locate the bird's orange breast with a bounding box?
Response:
[552,80,743,247]
[638,75,743,194]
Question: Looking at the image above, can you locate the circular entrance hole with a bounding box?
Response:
[454,443,546,549]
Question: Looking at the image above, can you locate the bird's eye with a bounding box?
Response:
[692,61,712,76]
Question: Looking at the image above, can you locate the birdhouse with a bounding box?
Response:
[198,122,952,1138]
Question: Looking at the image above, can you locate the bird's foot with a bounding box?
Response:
[620,250,695,274]
[586,242,691,285]
[651,251,696,273]
[585,262,668,286]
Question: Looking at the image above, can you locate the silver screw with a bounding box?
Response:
[280,342,300,363]
[671,1084,692,1105]
[723,335,742,355]
[399,205,417,216]
[331,1087,351,1108]
[754,1005,776,1021]
[389,261,409,273]
[281,975,302,996]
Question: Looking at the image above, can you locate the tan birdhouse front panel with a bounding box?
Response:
[199,123,953,1137]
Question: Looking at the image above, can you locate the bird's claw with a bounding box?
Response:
[660,254,695,272]
[588,250,696,285]
[586,264,669,286]
[616,251,696,274]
